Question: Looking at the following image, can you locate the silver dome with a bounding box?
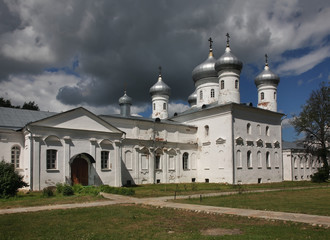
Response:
[215,47,243,72]
[187,90,197,106]
[192,51,217,83]
[119,91,132,105]
[149,74,171,96]
[255,65,280,87]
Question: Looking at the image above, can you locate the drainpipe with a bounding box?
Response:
[26,126,33,190]
[231,105,235,184]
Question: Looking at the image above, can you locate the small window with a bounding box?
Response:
[155,155,161,170]
[210,89,215,98]
[183,152,189,170]
[247,123,251,134]
[200,90,203,100]
[11,146,20,169]
[163,103,166,110]
[153,103,155,110]
[247,151,252,168]
[101,151,109,169]
[257,124,261,135]
[266,152,271,168]
[221,80,224,89]
[235,80,238,89]
[266,126,270,136]
[294,157,297,168]
[274,91,276,99]
[47,149,57,170]
[204,125,209,137]
[261,92,264,100]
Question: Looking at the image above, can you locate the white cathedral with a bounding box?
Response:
[0,36,286,190]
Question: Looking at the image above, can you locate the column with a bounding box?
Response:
[149,147,155,184]
[113,140,122,187]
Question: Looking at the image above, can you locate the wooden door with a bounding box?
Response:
[71,158,88,186]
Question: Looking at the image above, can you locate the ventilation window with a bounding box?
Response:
[235,80,238,89]
[261,92,264,100]
[200,90,203,100]
[163,103,166,110]
[221,80,224,89]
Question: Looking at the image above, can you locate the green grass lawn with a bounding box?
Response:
[0,204,329,240]
[128,181,328,198]
[0,191,106,209]
[176,187,330,216]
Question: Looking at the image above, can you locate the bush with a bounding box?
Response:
[79,186,100,196]
[62,184,74,196]
[100,185,135,196]
[0,161,28,198]
[42,186,54,197]
[72,184,84,194]
[56,183,64,194]
[311,168,329,183]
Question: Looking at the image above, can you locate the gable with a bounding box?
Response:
[29,107,122,134]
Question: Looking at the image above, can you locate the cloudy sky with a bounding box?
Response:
[0,0,329,141]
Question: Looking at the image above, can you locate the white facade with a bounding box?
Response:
[0,38,290,189]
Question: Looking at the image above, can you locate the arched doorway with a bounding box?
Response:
[70,153,95,186]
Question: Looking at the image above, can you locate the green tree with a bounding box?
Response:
[291,82,329,180]
[22,101,40,111]
[0,161,28,198]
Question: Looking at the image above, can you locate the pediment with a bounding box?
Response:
[30,107,122,134]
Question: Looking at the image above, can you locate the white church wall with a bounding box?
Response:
[232,106,283,184]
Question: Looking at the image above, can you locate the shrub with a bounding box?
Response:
[62,184,74,196]
[42,186,54,197]
[311,168,329,183]
[0,160,28,198]
[56,183,64,194]
[72,184,84,194]
[100,185,135,196]
[79,186,100,196]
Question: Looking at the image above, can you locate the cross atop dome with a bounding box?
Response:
[208,37,213,49]
[226,33,230,47]
[158,66,162,76]
[265,54,268,67]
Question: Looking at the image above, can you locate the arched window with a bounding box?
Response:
[125,150,132,170]
[200,90,203,100]
[257,124,261,135]
[261,92,264,100]
[101,151,109,169]
[183,152,189,170]
[210,89,215,98]
[221,80,224,89]
[266,152,271,168]
[247,123,251,134]
[153,103,155,110]
[236,150,242,168]
[274,91,276,99]
[155,155,161,170]
[257,151,262,168]
[47,149,57,170]
[274,152,279,168]
[163,103,166,110]
[247,151,252,168]
[266,126,270,136]
[235,80,238,89]
[11,146,20,169]
[294,157,297,168]
[204,125,209,137]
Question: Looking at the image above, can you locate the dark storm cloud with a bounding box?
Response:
[0,0,330,110]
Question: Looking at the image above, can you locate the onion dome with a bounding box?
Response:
[149,67,171,96]
[255,54,280,87]
[215,33,243,72]
[192,38,217,83]
[119,91,132,105]
[187,90,197,106]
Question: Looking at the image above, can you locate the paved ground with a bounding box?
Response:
[1,190,329,228]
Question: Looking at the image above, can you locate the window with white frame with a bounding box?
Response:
[46,149,57,170]
[183,152,189,170]
[168,155,175,170]
[125,150,132,170]
[11,146,20,169]
[247,151,252,168]
[101,151,109,169]
[141,154,148,170]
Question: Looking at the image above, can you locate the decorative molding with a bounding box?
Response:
[216,137,226,144]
